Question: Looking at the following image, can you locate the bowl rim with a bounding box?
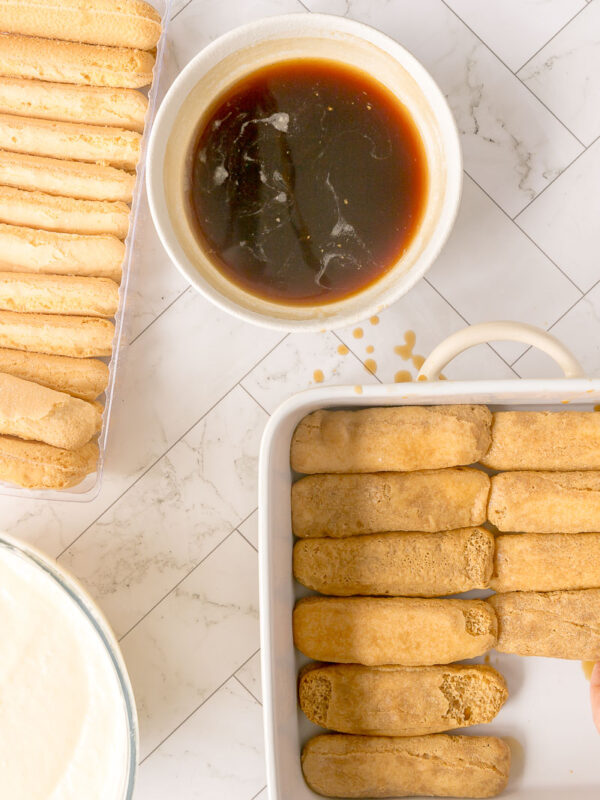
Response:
[147,12,463,331]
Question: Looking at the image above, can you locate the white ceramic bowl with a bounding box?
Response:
[147,13,462,331]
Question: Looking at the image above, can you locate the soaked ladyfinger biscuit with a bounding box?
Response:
[301,733,511,799]
[0,348,108,401]
[483,411,600,470]
[0,78,148,132]
[0,436,99,489]
[0,273,119,317]
[292,468,490,538]
[0,114,141,170]
[0,34,155,88]
[0,186,130,238]
[0,0,161,51]
[0,224,124,281]
[291,405,492,473]
[0,310,114,358]
[293,528,495,596]
[488,471,600,533]
[293,596,498,666]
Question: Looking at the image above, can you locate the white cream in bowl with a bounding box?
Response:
[0,541,133,799]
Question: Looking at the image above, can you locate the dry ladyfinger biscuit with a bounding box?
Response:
[0,273,119,317]
[0,114,141,170]
[0,348,108,401]
[299,663,508,737]
[0,151,136,202]
[488,471,600,533]
[0,78,148,133]
[0,0,161,51]
[489,589,600,660]
[0,310,114,358]
[301,734,511,799]
[291,468,490,538]
[483,411,600,470]
[291,405,492,473]
[0,224,123,281]
[293,528,495,596]
[0,372,101,450]
[0,435,98,489]
[293,596,498,666]
[0,34,155,89]
[492,532,600,593]
[0,186,130,238]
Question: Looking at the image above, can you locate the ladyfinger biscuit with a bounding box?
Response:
[0,273,119,317]
[293,596,498,666]
[292,468,490,538]
[299,664,508,737]
[492,533,600,593]
[291,405,492,474]
[483,411,600,470]
[294,528,495,596]
[0,224,123,281]
[0,310,114,358]
[0,151,135,202]
[0,348,108,400]
[489,589,600,660]
[0,372,101,450]
[0,186,130,238]
[0,435,98,489]
[0,0,161,51]
[0,78,147,132]
[0,34,155,89]
[301,734,511,799]
[0,114,141,170]
[488,471,600,533]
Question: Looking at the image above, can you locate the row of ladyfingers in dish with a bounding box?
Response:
[291,405,600,473]
[292,468,600,536]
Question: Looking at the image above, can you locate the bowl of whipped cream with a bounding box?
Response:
[0,534,137,800]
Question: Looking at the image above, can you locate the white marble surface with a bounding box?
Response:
[2,1,600,798]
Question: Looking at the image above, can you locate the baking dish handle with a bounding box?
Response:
[419,321,585,380]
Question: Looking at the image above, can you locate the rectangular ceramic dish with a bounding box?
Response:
[0,0,172,502]
[259,324,600,800]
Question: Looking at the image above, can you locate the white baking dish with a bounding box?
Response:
[259,322,600,800]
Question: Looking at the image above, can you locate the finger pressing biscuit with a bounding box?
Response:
[292,468,490,538]
[0,310,114,357]
[0,186,130,238]
[0,224,124,281]
[291,405,492,473]
[0,348,108,400]
[301,734,511,799]
[0,114,141,169]
[0,78,148,132]
[0,273,119,317]
[0,372,101,450]
[293,596,498,666]
[0,34,155,88]
[0,0,161,51]
[0,435,98,489]
[299,663,508,737]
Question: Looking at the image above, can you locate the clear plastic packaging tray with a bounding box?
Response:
[0,0,172,501]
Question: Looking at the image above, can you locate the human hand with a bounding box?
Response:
[591,663,600,734]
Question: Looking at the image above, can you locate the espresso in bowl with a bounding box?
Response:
[147,14,461,330]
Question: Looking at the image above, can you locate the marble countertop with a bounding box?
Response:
[2,0,600,797]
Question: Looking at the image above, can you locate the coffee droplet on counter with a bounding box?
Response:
[337,344,349,355]
[370,315,380,325]
[395,329,416,360]
[364,359,377,374]
[366,345,374,354]
[313,369,324,383]
[354,385,363,394]
[583,661,596,680]
[394,370,412,383]
[353,327,364,339]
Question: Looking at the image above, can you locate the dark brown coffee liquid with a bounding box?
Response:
[189,59,428,305]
